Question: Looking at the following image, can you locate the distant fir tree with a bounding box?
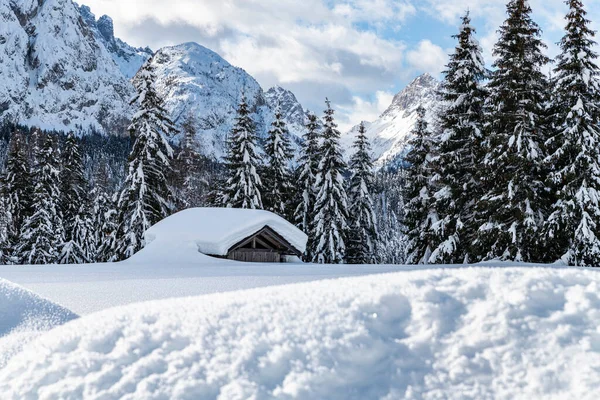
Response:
[264,106,294,217]
[475,0,550,262]
[0,190,10,264]
[346,123,379,264]
[544,0,600,266]
[95,192,119,263]
[294,112,320,260]
[312,99,349,264]
[373,170,406,264]
[3,131,33,249]
[403,106,437,264]
[15,134,64,264]
[429,12,488,264]
[114,62,177,261]
[173,116,207,209]
[60,133,94,264]
[220,93,264,209]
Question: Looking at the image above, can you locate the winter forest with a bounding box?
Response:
[0,0,599,267]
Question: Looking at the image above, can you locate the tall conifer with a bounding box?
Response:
[544,0,600,266]
[346,123,379,264]
[114,61,176,260]
[220,93,264,209]
[475,0,550,262]
[264,107,294,217]
[430,12,488,264]
[312,99,349,264]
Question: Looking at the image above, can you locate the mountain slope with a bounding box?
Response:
[342,74,442,165]
[78,4,152,78]
[0,0,134,133]
[145,42,305,158]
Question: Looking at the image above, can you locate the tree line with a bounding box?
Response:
[403,0,600,266]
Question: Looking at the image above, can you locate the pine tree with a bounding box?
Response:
[403,106,437,264]
[346,123,379,264]
[264,107,294,217]
[60,132,93,264]
[373,170,406,264]
[3,131,33,250]
[95,192,119,263]
[294,112,320,260]
[544,0,600,266]
[173,116,207,210]
[114,61,177,260]
[429,12,488,264]
[0,189,10,264]
[15,134,64,265]
[220,93,264,209]
[475,0,550,262]
[312,99,349,264]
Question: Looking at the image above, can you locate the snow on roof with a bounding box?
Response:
[139,208,308,261]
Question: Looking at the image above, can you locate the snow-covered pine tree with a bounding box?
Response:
[0,189,10,264]
[474,0,550,262]
[95,192,119,263]
[312,99,349,264]
[173,116,207,210]
[294,112,320,260]
[114,61,177,261]
[373,170,407,264]
[264,106,294,217]
[220,92,264,209]
[59,132,94,264]
[15,134,64,265]
[346,123,379,264]
[429,12,488,264]
[3,131,33,250]
[403,106,437,264]
[543,0,600,266]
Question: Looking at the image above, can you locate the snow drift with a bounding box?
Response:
[2,267,599,399]
[129,207,308,264]
[0,278,77,368]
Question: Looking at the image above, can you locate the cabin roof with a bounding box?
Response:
[143,208,308,257]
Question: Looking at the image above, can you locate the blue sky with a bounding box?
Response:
[84,0,597,130]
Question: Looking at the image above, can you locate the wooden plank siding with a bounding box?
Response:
[221,225,301,263]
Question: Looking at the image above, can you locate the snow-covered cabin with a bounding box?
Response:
[140,208,308,263]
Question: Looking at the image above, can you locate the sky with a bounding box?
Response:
[83,0,600,131]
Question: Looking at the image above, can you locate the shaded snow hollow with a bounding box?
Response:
[131,208,308,263]
[0,279,77,368]
[1,267,599,399]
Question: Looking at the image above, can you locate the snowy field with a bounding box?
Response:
[1,266,600,399]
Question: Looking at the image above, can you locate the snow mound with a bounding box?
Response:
[2,268,600,399]
[0,278,77,367]
[129,207,308,263]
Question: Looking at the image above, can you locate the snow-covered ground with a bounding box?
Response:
[0,278,78,368]
[0,261,406,316]
[2,267,599,399]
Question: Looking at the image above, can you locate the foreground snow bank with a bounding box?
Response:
[2,268,600,399]
[0,279,77,367]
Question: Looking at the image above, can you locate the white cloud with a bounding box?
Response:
[406,40,447,75]
[336,90,395,131]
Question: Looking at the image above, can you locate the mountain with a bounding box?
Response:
[265,86,310,141]
[78,4,153,78]
[144,42,305,158]
[0,0,134,133]
[341,73,442,166]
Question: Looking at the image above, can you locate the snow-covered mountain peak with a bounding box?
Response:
[265,86,309,135]
[78,3,152,78]
[381,73,440,119]
[341,73,442,166]
[0,0,134,133]
[142,42,306,158]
